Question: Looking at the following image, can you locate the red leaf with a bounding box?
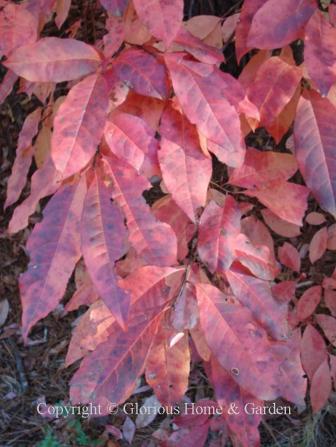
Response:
[8,158,61,234]
[145,321,190,405]
[103,16,124,58]
[133,0,183,47]
[278,242,301,272]
[51,74,109,178]
[241,215,275,256]
[229,147,298,189]
[104,112,158,173]
[65,300,114,366]
[20,178,87,341]
[294,93,336,217]
[99,0,128,16]
[309,227,328,263]
[107,48,169,99]
[0,69,18,105]
[5,108,42,208]
[310,359,332,413]
[296,286,322,321]
[81,168,130,329]
[55,0,71,28]
[158,105,212,222]
[235,0,265,62]
[246,57,301,129]
[0,3,38,56]
[165,55,245,167]
[70,266,182,411]
[4,37,101,82]
[104,155,177,266]
[325,288,336,318]
[261,208,301,238]
[173,26,223,65]
[226,270,288,340]
[316,314,336,347]
[247,0,316,49]
[198,197,241,273]
[305,11,336,96]
[209,357,261,447]
[327,224,336,250]
[195,282,290,401]
[301,324,328,380]
[306,212,326,225]
[171,281,199,331]
[152,195,195,261]
[246,180,309,226]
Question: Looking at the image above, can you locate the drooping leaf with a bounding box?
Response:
[198,197,241,273]
[235,0,265,62]
[246,57,302,129]
[55,0,71,28]
[70,266,183,412]
[229,147,298,189]
[305,11,336,96]
[226,270,288,340]
[99,0,128,16]
[133,0,183,47]
[81,168,130,329]
[196,282,289,401]
[145,320,190,405]
[65,300,114,366]
[104,112,158,173]
[4,37,101,82]
[0,69,18,105]
[0,3,38,56]
[5,108,42,208]
[152,195,195,261]
[247,0,316,49]
[51,74,109,178]
[209,357,262,447]
[294,93,336,217]
[104,155,177,266]
[8,158,61,234]
[165,54,245,167]
[106,48,169,99]
[246,180,309,226]
[158,105,212,222]
[20,178,87,341]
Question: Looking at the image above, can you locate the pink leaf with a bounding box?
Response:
[5,108,42,208]
[296,286,322,321]
[247,0,316,49]
[316,314,336,347]
[0,69,18,105]
[81,168,130,329]
[301,324,328,380]
[226,270,288,340]
[261,208,301,238]
[309,227,328,263]
[133,0,183,47]
[294,93,336,217]
[305,11,336,96]
[158,105,212,222]
[104,155,177,266]
[99,0,128,16]
[51,74,109,178]
[107,48,169,99]
[20,178,86,341]
[278,242,301,272]
[4,37,101,82]
[306,212,326,225]
[310,360,332,413]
